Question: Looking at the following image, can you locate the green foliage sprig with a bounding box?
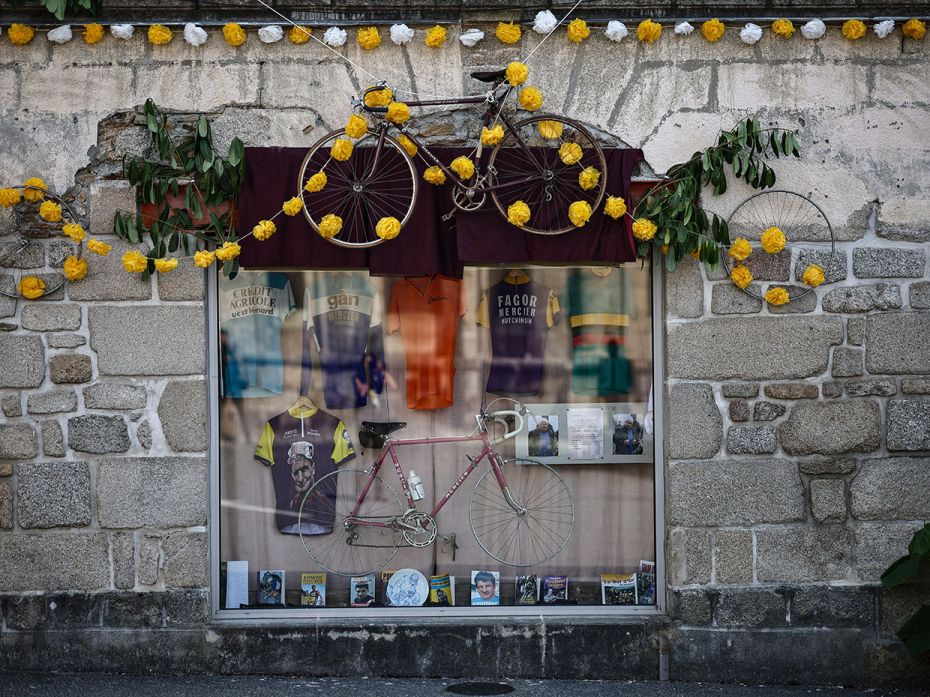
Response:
[632,117,800,271]
[882,523,930,656]
[40,0,98,20]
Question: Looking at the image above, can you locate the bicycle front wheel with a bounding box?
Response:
[469,458,574,567]
[299,468,404,577]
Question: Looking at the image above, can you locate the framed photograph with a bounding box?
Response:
[470,570,500,606]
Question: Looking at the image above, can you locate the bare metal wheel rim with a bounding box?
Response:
[488,114,607,236]
[298,128,419,249]
[722,189,835,303]
[0,185,82,300]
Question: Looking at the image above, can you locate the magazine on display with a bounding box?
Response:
[637,561,656,605]
[470,570,501,606]
[300,573,327,607]
[542,575,569,604]
[351,574,376,607]
[601,573,638,605]
[515,575,540,605]
[258,569,285,606]
[381,570,397,606]
[429,574,455,606]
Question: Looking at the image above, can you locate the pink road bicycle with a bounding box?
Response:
[298,400,574,577]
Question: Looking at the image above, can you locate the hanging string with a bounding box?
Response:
[521,0,588,64]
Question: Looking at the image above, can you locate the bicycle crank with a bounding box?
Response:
[452,182,487,212]
[401,511,438,547]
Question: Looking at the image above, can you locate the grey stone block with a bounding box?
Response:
[888,400,930,451]
[855,522,925,582]
[756,526,852,582]
[0,481,11,528]
[715,588,787,627]
[666,258,704,319]
[5,593,102,629]
[0,533,110,591]
[26,389,77,415]
[139,535,161,586]
[853,248,926,278]
[810,479,846,523]
[83,383,147,410]
[726,424,777,454]
[669,459,805,526]
[746,250,792,281]
[0,278,14,320]
[17,461,91,529]
[0,335,45,388]
[845,379,896,397]
[798,458,856,475]
[822,381,843,398]
[792,586,875,628]
[668,317,842,381]
[137,420,154,451]
[910,282,930,309]
[867,313,930,375]
[670,589,711,625]
[668,527,711,586]
[104,592,164,628]
[765,383,818,400]
[89,306,205,376]
[20,304,81,332]
[728,399,749,422]
[165,589,210,626]
[881,583,930,636]
[753,401,785,421]
[767,285,817,314]
[796,249,847,283]
[163,531,208,588]
[711,283,762,314]
[157,380,207,452]
[88,180,137,237]
[67,415,129,454]
[851,457,930,520]
[902,378,930,394]
[2,393,21,417]
[714,529,753,584]
[0,423,38,459]
[157,264,206,302]
[68,240,152,301]
[779,399,880,456]
[96,457,206,529]
[846,317,864,345]
[50,354,93,384]
[822,283,902,313]
[42,420,65,457]
[0,463,11,476]
[832,347,863,377]
[47,333,86,349]
[111,532,135,590]
[722,383,758,398]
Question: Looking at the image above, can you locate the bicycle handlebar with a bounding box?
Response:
[487,409,525,445]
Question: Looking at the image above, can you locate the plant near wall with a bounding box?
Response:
[39,0,99,20]
[881,523,930,656]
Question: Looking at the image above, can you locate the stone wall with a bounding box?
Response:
[0,14,928,685]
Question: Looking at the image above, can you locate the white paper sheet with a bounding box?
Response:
[225,560,249,609]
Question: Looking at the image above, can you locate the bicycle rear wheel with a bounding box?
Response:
[299,468,404,577]
[469,458,574,567]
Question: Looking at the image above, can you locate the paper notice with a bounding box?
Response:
[567,407,604,460]
[226,560,249,609]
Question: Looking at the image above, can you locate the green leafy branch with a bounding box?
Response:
[881,523,930,656]
[39,0,98,21]
[632,117,800,271]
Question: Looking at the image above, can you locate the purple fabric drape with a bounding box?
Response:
[238,146,643,276]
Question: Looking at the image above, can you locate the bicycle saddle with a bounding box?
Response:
[361,421,407,435]
[470,69,506,83]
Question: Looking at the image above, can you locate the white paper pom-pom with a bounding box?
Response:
[459,28,485,47]
[604,20,629,42]
[674,22,694,36]
[323,26,347,47]
[874,19,895,38]
[800,19,826,39]
[533,10,558,34]
[740,23,763,45]
[47,25,73,44]
[389,23,414,45]
[110,24,134,40]
[258,25,284,43]
[184,23,208,47]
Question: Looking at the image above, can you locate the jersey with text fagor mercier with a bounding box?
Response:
[564,268,632,396]
[299,272,386,409]
[254,406,354,535]
[477,273,561,395]
[220,271,296,398]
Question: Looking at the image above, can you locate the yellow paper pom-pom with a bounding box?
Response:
[730,266,753,289]
[83,24,105,45]
[223,23,247,46]
[701,18,725,43]
[345,114,369,139]
[425,25,447,48]
[19,275,45,299]
[357,26,381,50]
[568,200,593,227]
[62,223,86,243]
[148,24,174,45]
[154,257,179,273]
[903,19,927,40]
[304,172,327,193]
[761,226,786,254]
[450,156,476,180]
[87,238,111,256]
[8,24,36,46]
[802,263,825,287]
[252,219,278,240]
[215,241,241,261]
[318,214,343,239]
[765,287,790,306]
[558,142,583,165]
[841,19,866,40]
[578,167,601,191]
[289,26,312,44]
[39,200,63,223]
[567,18,590,43]
[122,250,149,273]
[481,124,505,146]
[772,19,795,39]
[423,166,447,185]
[632,218,658,241]
[331,138,354,161]
[637,19,663,43]
[23,177,47,202]
[518,86,543,111]
[282,197,303,216]
[0,188,21,207]
[603,196,627,220]
[537,120,564,140]
[505,61,529,87]
[496,21,522,44]
[386,101,411,124]
[397,134,418,157]
[728,237,752,261]
[507,201,531,227]
[63,255,88,281]
[375,216,402,240]
[194,250,216,268]
[364,86,393,108]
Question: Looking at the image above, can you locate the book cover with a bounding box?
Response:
[429,573,454,606]
[470,570,500,606]
[637,560,656,605]
[381,570,396,606]
[515,575,539,605]
[351,573,376,607]
[542,575,568,604]
[601,573,638,605]
[300,572,326,607]
[258,569,285,606]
